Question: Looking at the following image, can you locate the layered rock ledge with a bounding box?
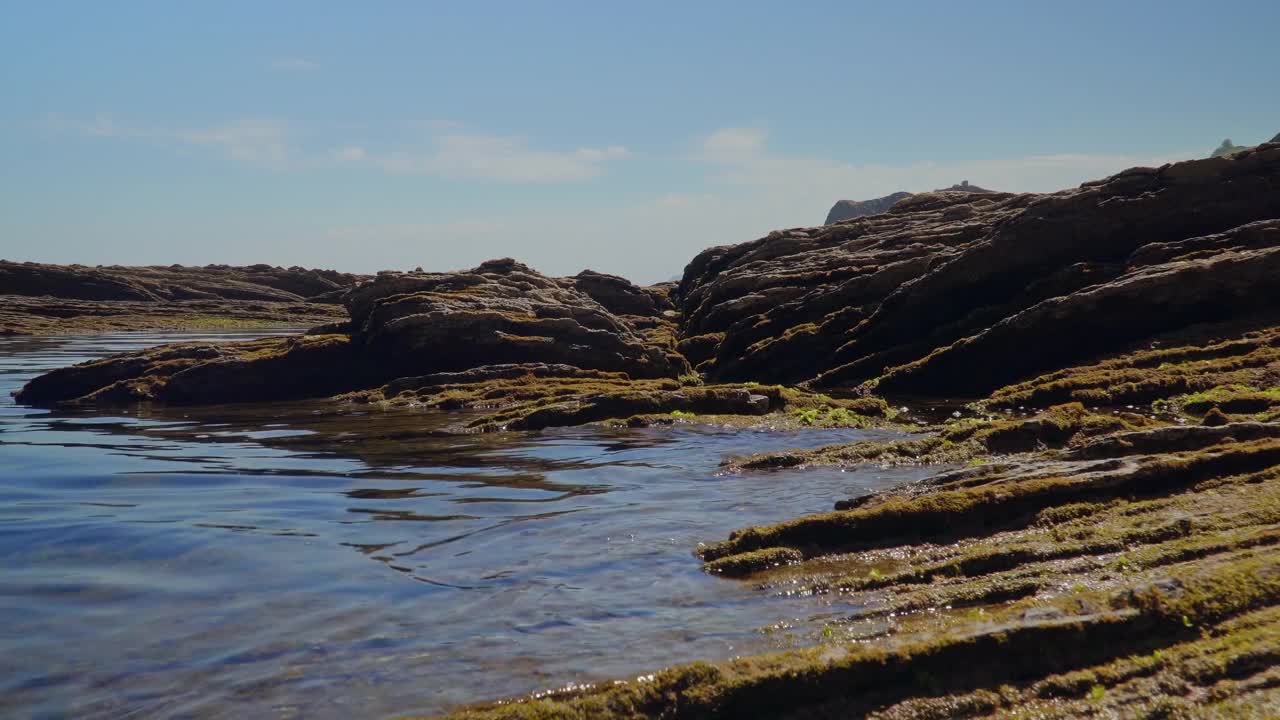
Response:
[0,260,364,334]
[13,258,888,431]
[421,147,1280,717]
[680,144,1280,392]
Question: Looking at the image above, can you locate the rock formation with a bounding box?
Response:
[824,191,913,224]
[1210,131,1280,158]
[1212,138,1245,157]
[13,141,1280,718]
[12,257,899,431]
[0,260,361,303]
[14,260,688,408]
[0,261,365,334]
[824,181,993,224]
[417,142,1280,720]
[342,258,686,380]
[681,144,1280,395]
[569,269,675,318]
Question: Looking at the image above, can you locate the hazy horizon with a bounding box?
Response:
[2,0,1277,284]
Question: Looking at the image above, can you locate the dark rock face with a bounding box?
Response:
[569,269,675,318]
[13,335,364,407]
[680,145,1280,393]
[0,260,363,303]
[0,261,365,334]
[346,259,686,380]
[0,295,346,337]
[14,259,689,407]
[15,144,1280,427]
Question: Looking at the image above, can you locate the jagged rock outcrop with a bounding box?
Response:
[1213,138,1247,158]
[14,259,691,408]
[0,261,365,334]
[568,269,675,318]
[15,145,1280,430]
[0,295,347,336]
[345,258,686,380]
[824,192,913,224]
[680,144,1280,395]
[824,182,993,224]
[1210,132,1280,158]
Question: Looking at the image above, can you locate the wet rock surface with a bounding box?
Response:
[435,324,1280,719]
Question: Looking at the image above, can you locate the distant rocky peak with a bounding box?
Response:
[825,192,913,224]
[825,181,995,224]
[1212,138,1241,157]
[1210,132,1280,158]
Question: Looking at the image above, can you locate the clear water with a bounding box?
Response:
[0,332,936,719]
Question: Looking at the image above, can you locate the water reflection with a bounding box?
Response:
[0,332,940,719]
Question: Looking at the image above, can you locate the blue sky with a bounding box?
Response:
[2,1,1277,283]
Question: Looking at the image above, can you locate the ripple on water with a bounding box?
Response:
[0,331,939,719]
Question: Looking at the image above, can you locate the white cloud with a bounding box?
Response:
[697,126,1194,197]
[331,145,368,162]
[700,127,767,162]
[52,112,628,181]
[349,134,630,182]
[45,112,143,139]
[420,118,466,132]
[42,114,1201,283]
[176,119,289,167]
[269,57,319,71]
[320,133,1199,284]
[51,113,290,168]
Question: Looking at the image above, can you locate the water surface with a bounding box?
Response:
[0,331,936,718]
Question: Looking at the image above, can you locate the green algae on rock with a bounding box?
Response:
[427,425,1280,718]
[349,371,890,432]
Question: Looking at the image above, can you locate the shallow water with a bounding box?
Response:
[0,331,938,719]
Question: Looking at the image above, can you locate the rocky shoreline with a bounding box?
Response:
[0,260,364,334]
[11,143,1280,717]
